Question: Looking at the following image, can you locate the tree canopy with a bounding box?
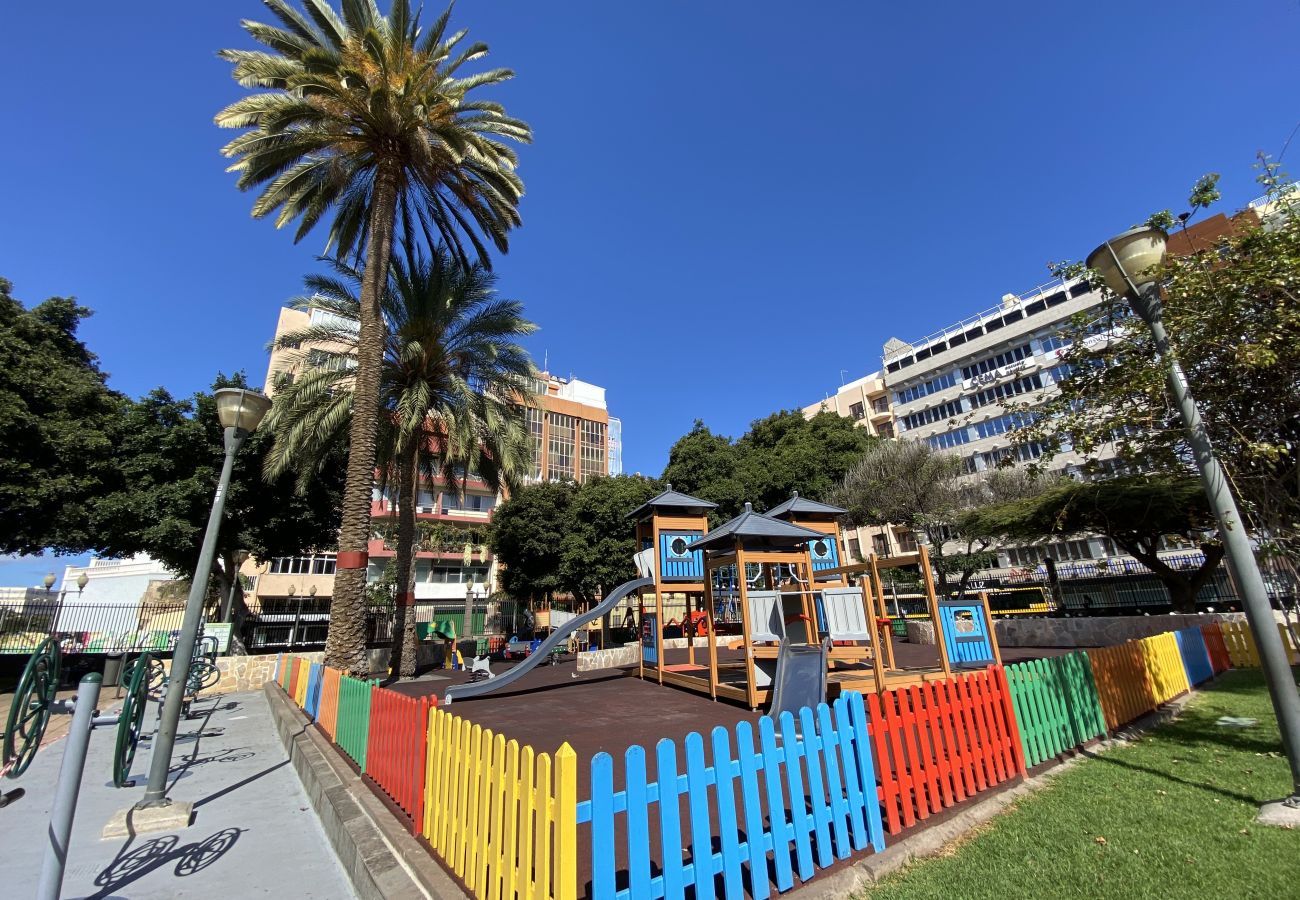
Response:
[489,480,577,601]
[661,410,875,521]
[0,278,125,556]
[959,475,1224,612]
[89,374,346,606]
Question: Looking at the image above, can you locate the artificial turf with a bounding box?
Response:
[862,668,1300,899]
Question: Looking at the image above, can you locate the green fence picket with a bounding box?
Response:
[1006,652,1106,768]
[336,675,377,769]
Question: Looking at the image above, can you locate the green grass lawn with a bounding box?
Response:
[862,669,1300,899]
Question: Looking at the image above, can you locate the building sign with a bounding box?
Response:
[203,622,233,654]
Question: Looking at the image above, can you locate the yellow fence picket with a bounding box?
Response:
[554,743,577,900]
[518,745,536,899]
[535,752,553,900]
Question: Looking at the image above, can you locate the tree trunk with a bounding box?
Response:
[389,447,421,679]
[324,163,401,676]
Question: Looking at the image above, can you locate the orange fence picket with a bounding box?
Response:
[318,666,343,739]
[1201,624,1232,674]
[1087,642,1157,730]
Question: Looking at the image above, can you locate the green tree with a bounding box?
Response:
[661,411,876,520]
[0,278,125,556]
[90,374,346,623]
[830,439,1052,598]
[960,476,1224,612]
[265,247,534,676]
[558,475,662,604]
[489,480,576,603]
[218,0,530,672]
[1021,164,1300,599]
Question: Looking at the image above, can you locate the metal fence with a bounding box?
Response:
[0,600,197,655]
[238,599,499,653]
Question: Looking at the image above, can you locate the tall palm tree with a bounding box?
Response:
[218,1,530,672]
[265,246,535,676]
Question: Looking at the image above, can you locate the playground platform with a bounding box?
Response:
[0,688,355,899]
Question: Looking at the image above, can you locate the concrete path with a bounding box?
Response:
[0,687,356,899]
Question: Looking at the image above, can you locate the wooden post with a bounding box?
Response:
[870,554,897,671]
[800,546,818,642]
[704,555,719,701]
[980,590,1002,667]
[735,540,758,711]
[919,545,952,680]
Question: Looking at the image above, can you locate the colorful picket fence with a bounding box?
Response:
[365,689,432,827]
[1005,652,1106,768]
[1218,620,1300,667]
[1202,624,1232,674]
[1174,627,1214,686]
[866,667,1024,835]
[578,692,884,900]
[1138,632,1191,704]
[421,708,577,900]
[1088,641,1157,730]
[317,667,343,739]
[304,662,324,719]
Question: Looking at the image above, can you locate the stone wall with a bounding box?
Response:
[994,613,1246,648]
[576,635,733,672]
[160,651,321,697]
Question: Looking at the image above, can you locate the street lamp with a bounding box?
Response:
[135,387,271,819]
[42,573,56,593]
[1087,227,1300,819]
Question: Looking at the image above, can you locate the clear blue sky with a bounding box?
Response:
[2,1,1296,585]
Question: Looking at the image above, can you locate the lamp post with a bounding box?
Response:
[136,387,271,814]
[1087,227,1300,817]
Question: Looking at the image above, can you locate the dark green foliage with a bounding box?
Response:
[661,411,876,521]
[489,480,577,600]
[960,476,1223,612]
[89,374,346,601]
[0,278,125,555]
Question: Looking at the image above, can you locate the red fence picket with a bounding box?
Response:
[866,666,1024,835]
[364,688,434,830]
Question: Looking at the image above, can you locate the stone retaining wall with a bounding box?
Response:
[576,635,733,672]
[160,651,321,697]
[994,612,1246,647]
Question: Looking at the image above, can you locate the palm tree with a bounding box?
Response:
[265,246,535,676]
[218,1,530,672]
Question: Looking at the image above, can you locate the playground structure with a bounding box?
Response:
[630,488,1004,710]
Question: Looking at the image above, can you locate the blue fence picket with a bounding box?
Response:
[685,732,714,900]
[1175,627,1214,686]
[625,745,652,900]
[305,663,323,719]
[779,709,816,881]
[799,706,834,868]
[591,752,615,900]
[830,696,868,852]
[735,722,771,900]
[816,703,851,859]
[847,691,886,853]
[711,727,744,900]
[655,739,686,899]
[758,715,795,892]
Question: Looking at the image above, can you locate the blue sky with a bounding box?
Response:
[2,2,1297,586]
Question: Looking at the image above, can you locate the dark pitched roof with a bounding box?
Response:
[626,483,717,520]
[683,503,825,553]
[766,491,847,520]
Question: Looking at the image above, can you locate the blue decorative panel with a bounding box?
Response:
[808,535,841,572]
[642,612,658,664]
[659,531,704,581]
[937,601,995,666]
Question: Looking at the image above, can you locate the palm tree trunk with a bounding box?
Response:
[324,163,401,676]
[390,446,421,678]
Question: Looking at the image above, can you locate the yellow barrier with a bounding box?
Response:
[1217,621,1300,667]
[294,659,310,708]
[422,706,576,900]
[1137,632,1190,704]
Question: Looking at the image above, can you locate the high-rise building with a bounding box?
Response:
[607,417,624,476]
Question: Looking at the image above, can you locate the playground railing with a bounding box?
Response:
[366,689,432,827]
[866,667,1025,835]
[1174,627,1214,687]
[422,707,577,900]
[1086,641,1157,730]
[1004,652,1107,769]
[576,691,884,900]
[1217,620,1300,668]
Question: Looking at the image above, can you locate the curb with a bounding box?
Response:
[785,691,1198,898]
[263,683,468,900]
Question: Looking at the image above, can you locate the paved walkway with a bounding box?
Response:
[1,687,355,899]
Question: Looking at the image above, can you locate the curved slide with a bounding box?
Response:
[443,576,653,704]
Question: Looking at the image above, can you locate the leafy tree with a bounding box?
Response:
[265,247,534,676]
[558,475,662,604]
[89,374,346,623]
[959,476,1224,612]
[661,411,876,520]
[1021,163,1300,600]
[218,0,530,672]
[489,481,575,602]
[830,439,1052,598]
[0,278,125,556]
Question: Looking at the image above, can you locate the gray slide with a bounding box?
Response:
[443,576,654,704]
[768,637,831,740]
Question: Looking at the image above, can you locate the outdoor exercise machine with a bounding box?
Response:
[1,637,157,899]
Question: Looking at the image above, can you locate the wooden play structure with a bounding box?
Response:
[629,491,1005,711]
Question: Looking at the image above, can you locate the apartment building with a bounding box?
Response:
[246,306,617,608]
[802,371,896,439]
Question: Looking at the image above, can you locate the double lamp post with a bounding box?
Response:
[1087,227,1300,817]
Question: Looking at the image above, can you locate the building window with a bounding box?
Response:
[579,419,606,481]
[872,397,890,414]
[269,553,336,575]
[900,398,964,432]
[876,422,895,439]
[547,413,576,480]
[960,343,1033,381]
[974,412,1035,441]
[525,407,544,480]
[872,534,890,556]
[442,493,496,514]
[848,402,865,420]
[846,537,861,561]
[927,428,971,449]
[893,370,958,406]
[967,372,1044,410]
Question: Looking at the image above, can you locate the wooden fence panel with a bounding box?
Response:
[1201,625,1232,674]
[864,667,1022,837]
[420,706,575,900]
[318,667,342,739]
[365,689,431,829]
[304,662,323,719]
[1138,632,1191,704]
[576,692,884,900]
[1174,627,1214,686]
[1087,642,1155,730]
[335,676,375,769]
[1005,652,1106,768]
